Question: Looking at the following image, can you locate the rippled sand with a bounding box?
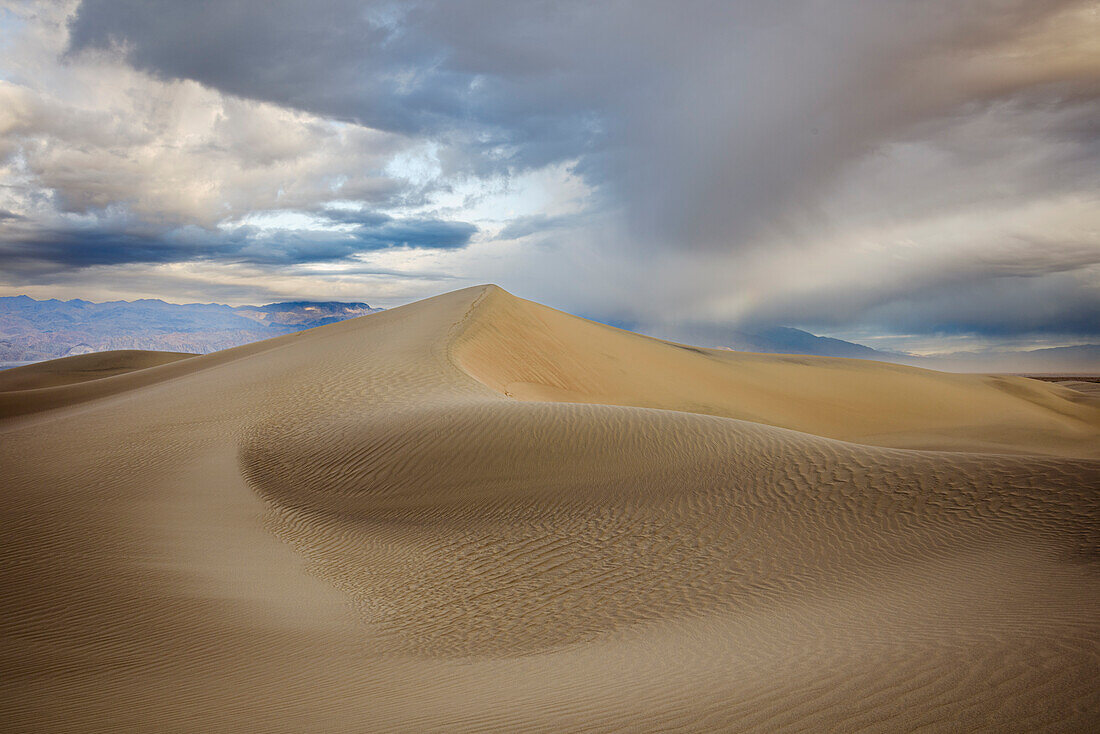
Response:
[2,285,1098,732]
[0,349,195,391]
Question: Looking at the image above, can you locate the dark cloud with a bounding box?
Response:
[497,213,591,241]
[351,218,476,251]
[0,226,202,271]
[728,251,1100,340]
[871,275,1100,339]
[639,270,1100,348]
[0,1,1094,348]
[315,209,478,250]
[0,213,477,274]
[67,0,1098,252]
[67,0,603,174]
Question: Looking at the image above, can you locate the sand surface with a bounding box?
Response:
[0,350,196,391]
[2,285,1098,732]
[1047,380,1100,398]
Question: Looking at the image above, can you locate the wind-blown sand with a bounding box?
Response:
[2,285,1097,732]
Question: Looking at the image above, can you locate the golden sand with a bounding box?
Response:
[2,285,1097,731]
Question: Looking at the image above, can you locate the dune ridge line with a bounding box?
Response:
[2,285,1098,731]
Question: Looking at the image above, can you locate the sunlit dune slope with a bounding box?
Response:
[454,286,1100,457]
[0,350,196,392]
[2,284,1098,732]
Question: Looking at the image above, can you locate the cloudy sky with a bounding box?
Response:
[1,0,1097,354]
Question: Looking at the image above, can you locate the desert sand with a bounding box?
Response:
[0,350,195,392]
[1,285,1097,732]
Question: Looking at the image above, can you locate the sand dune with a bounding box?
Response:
[2,285,1098,731]
[454,287,1100,457]
[0,350,196,392]
[1045,379,1100,398]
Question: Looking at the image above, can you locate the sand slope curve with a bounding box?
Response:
[2,284,1098,732]
[0,350,197,392]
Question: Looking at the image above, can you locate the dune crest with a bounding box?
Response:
[452,286,1100,457]
[3,285,1098,731]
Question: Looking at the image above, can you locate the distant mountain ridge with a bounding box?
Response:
[911,344,1100,374]
[643,321,1098,373]
[718,326,889,360]
[0,296,380,361]
[644,322,898,361]
[3,294,1096,373]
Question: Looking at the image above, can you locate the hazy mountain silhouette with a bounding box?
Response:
[0,296,380,362]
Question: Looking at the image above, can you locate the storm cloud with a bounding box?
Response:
[0,212,477,273]
[1,0,1097,349]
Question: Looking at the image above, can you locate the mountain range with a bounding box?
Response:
[667,324,890,360]
[0,296,380,362]
[640,323,1099,373]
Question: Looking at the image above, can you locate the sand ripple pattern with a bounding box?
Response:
[241,400,1099,658]
[4,285,1100,731]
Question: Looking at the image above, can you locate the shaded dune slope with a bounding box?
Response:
[243,400,1099,658]
[3,285,1098,731]
[0,350,196,392]
[0,330,324,418]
